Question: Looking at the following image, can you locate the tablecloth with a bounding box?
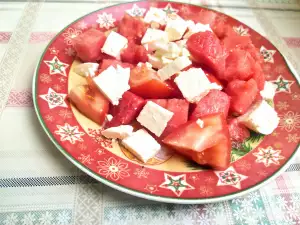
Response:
[0,0,300,224]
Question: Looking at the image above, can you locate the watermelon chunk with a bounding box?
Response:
[106,91,145,127]
[225,79,258,115]
[190,90,230,119]
[121,43,148,64]
[252,62,265,91]
[147,99,167,108]
[228,118,250,142]
[73,29,106,62]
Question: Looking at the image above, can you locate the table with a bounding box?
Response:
[0,0,300,224]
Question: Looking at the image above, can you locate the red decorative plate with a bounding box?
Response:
[33,1,300,203]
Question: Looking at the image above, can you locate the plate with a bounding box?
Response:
[33,1,300,204]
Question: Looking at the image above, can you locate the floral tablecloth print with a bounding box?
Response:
[0,0,299,225]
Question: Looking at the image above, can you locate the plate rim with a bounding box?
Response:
[32,0,300,204]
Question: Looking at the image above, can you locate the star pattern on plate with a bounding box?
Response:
[159,173,194,197]
[126,4,146,17]
[271,75,294,93]
[260,46,276,63]
[44,56,69,76]
[55,123,85,144]
[49,47,59,55]
[253,146,285,167]
[233,25,249,36]
[215,166,247,189]
[39,88,67,109]
[163,3,178,14]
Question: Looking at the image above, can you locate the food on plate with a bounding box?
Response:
[69,6,279,169]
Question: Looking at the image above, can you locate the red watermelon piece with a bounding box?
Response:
[121,43,148,64]
[190,90,230,120]
[106,91,145,128]
[228,118,250,142]
[73,28,106,62]
[252,62,265,91]
[225,79,258,115]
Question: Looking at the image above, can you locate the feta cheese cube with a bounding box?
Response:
[102,125,133,140]
[148,41,170,53]
[174,68,211,103]
[73,63,99,77]
[165,18,188,41]
[141,28,169,45]
[183,22,212,39]
[144,7,167,25]
[260,81,277,100]
[122,129,161,163]
[93,65,130,105]
[239,100,280,135]
[196,119,204,128]
[137,62,152,69]
[148,54,163,69]
[156,42,181,59]
[101,31,128,58]
[180,47,190,57]
[161,56,173,65]
[210,82,223,91]
[137,101,174,137]
[158,56,192,81]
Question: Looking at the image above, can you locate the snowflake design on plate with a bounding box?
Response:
[96,12,116,29]
[95,147,105,156]
[39,88,67,109]
[53,84,62,92]
[233,25,249,36]
[55,123,85,144]
[97,157,130,181]
[126,4,146,17]
[253,146,284,167]
[134,167,149,178]
[45,114,54,122]
[3,213,18,225]
[58,109,73,119]
[39,211,53,225]
[279,111,300,132]
[271,75,294,94]
[40,73,52,84]
[64,47,76,57]
[286,133,300,143]
[88,128,113,148]
[215,166,247,189]
[78,143,87,151]
[276,101,289,111]
[291,92,300,100]
[49,47,59,55]
[260,46,276,63]
[62,28,82,45]
[189,173,199,183]
[144,184,158,193]
[263,64,272,73]
[78,154,94,165]
[159,173,194,197]
[163,3,179,14]
[199,185,213,197]
[21,212,36,225]
[235,160,251,172]
[44,56,69,76]
[76,21,87,30]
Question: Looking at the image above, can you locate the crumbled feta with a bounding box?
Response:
[122,129,161,163]
[143,7,167,25]
[260,81,277,100]
[158,56,192,81]
[183,22,212,39]
[102,125,133,140]
[148,54,163,69]
[196,119,204,128]
[137,101,174,137]
[165,18,188,41]
[141,28,169,45]
[106,114,113,122]
[239,100,280,135]
[210,82,223,91]
[101,31,128,58]
[93,65,130,105]
[73,63,99,77]
[174,68,211,103]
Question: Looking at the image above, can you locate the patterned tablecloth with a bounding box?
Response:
[0,0,300,224]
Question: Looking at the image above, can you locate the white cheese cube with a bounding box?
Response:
[165,18,188,41]
[210,82,223,91]
[73,63,99,77]
[137,62,152,69]
[158,56,192,81]
[101,31,128,58]
[239,100,280,135]
[161,56,173,65]
[174,68,211,103]
[196,119,204,128]
[122,129,161,163]
[176,39,187,48]
[183,23,212,39]
[260,81,277,100]
[93,66,130,105]
[137,101,174,137]
[102,125,133,140]
[156,42,181,59]
[148,41,170,53]
[180,47,190,57]
[148,54,163,69]
[141,28,169,45]
[144,7,167,25]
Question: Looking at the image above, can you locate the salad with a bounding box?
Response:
[68,7,280,170]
